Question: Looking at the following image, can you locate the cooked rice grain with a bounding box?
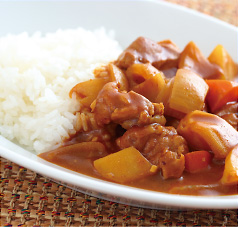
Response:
[0,27,122,153]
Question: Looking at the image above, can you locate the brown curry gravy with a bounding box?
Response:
[39,148,237,196]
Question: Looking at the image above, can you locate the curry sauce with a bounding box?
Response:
[39,147,237,196]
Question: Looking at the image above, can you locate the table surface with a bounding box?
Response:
[1,0,238,226]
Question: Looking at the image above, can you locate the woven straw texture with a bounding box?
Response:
[1,0,238,226]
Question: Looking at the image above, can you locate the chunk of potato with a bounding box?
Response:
[221,145,238,185]
[94,146,158,183]
[156,78,185,119]
[169,69,209,114]
[208,44,238,81]
[177,110,238,159]
[69,78,108,107]
[132,72,165,102]
[108,63,129,91]
[126,63,162,88]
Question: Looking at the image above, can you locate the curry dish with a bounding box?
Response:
[39,37,238,196]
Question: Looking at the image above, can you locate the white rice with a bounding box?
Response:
[0,27,122,153]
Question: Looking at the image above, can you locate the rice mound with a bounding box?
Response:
[0,27,122,153]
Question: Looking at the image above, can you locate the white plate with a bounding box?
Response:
[0,0,237,209]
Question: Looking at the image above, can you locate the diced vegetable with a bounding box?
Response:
[169,69,209,114]
[69,78,108,107]
[108,63,129,91]
[156,78,185,119]
[177,110,238,159]
[208,44,238,81]
[132,71,165,102]
[184,150,213,173]
[156,78,174,106]
[220,145,238,185]
[178,41,223,79]
[94,146,158,183]
[126,63,162,88]
[206,80,238,113]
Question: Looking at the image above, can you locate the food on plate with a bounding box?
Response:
[117,123,188,179]
[94,146,158,183]
[177,110,238,159]
[38,36,238,196]
[184,150,213,173]
[1,29,237,196]
[221,145,238,185]
[39,36,238,196]
[178,41,224,79]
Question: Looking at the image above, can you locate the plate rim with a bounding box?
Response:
[1,137,238,210]
[0,0,237,210]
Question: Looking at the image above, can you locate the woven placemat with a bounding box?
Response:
[164,0,238,26]
[1,0,238,226]
[1,158,237,227]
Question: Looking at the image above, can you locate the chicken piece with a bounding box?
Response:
[93,82,166,129]
[215,102,238,130]
[116,123,189,179]
[115,37,180,70]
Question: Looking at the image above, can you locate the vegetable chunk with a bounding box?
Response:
[125,63,165,102]
[206,80,238,113]
[169,69,209,114]
[221,145,238,185]
[156,78,185,119]
[177,110,238,159]
[178,41,223,79]
[185,150,213,173]
[133,72,165,102]
[69,78,108,107]
[108,63,129,91]
[94,147,157,183]
[208,44,238,81]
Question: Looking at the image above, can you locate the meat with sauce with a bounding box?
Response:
[215,102,238,130]
[116,123,189,179]
[115,37,180,71]
[93,82,166,129]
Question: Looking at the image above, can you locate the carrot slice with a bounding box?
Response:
[206,80,238,113]
[185,150,213,173]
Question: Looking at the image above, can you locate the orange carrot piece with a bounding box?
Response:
[206,80,238,113]
[185,150,213,173]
